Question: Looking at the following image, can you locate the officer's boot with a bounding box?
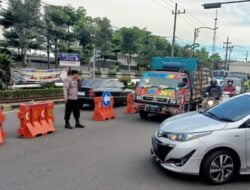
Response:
[65,120,74,129]
[75,120,85,128]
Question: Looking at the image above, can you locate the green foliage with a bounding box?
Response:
[0,88,63,99]
[93,17,113,54]
[0,54,12,89]
[0,2,220,70]
[0,0,42,65]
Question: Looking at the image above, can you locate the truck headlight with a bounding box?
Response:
[170,99,177,104]
[167,131,212,142]
[136,96,143,100]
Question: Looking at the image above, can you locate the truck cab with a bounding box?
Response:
[135,57,209,119]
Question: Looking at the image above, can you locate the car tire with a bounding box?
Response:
[139,110,148,120]
[201,150,237,185]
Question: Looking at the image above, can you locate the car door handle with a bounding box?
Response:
[234,135,240,138]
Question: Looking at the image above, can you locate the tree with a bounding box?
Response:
[94,17,113,55]
[0,54,12,89]
[0,0,42,65]
[210,53,221,69]
[43,5,75,67]
[74,7,94,64]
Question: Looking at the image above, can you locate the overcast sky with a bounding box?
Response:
[43,0,250,59]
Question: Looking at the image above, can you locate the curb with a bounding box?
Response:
[0,99,64,111]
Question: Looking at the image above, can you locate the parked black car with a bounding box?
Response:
[78,79,133,107]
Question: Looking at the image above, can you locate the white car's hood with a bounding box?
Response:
[160,111,227,133]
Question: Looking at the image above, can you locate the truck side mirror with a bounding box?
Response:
[178,82,185,88]
[136,82,139,87]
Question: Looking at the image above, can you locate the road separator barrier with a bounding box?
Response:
[18,102,56,138]
[0,109,6,145]
[93,97,116,121]
[124,93,137,114]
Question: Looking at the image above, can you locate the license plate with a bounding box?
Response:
[78,92,85,96]
[145,105,160,112]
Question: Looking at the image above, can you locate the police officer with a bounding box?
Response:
[63,70,85,129]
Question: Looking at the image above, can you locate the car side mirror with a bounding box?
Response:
[245,119,250,128]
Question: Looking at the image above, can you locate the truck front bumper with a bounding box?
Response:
[134,101,182,115]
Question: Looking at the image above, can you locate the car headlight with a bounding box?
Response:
[207,100,214,106]
[167,131,212,142]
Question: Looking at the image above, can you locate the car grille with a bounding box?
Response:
[152,137,173,161]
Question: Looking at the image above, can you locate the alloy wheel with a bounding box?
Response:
[209,154,234,183]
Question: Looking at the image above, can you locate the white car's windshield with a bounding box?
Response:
[204,95,250,122]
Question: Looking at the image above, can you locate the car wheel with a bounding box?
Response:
[201,150,237,185]
[139,110,148,120]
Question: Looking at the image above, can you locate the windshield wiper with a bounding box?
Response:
[204,112,234,122]
[203,112,220,120]
[218,118,234,122]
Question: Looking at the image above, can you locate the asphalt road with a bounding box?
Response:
[1,105,250,190]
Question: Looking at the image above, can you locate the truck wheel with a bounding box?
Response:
[201,150,237,185]
[139,111,148,120]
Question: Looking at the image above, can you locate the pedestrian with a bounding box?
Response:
[63,70,85,129]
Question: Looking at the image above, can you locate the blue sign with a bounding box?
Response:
[59,53,81,67]
[102,91,111,107]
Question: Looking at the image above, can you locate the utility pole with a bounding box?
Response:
[223,37,232,70]
[212,10,218,55]
[93,48,96,79]
[246,51,249,62]
[171,3,185,57]
[228,46,234,63]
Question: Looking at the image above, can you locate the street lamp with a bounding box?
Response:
[193,27,216,53]
[203,0,250,9]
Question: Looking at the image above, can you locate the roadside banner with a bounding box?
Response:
[59,53,81,67]
[12,68,65,83]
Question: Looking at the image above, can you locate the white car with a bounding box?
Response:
[151,93,250,184]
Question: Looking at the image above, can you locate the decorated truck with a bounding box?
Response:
[135,57,210,119]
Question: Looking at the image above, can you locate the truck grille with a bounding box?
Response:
[156,98,169,103]
[143,96,154,101]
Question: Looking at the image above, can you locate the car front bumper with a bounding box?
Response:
[151,136,208,175]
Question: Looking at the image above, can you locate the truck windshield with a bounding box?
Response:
[139,72,179,88]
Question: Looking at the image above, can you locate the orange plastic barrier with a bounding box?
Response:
[93,97,116,121]
[0,109,5,145]
[18,102,56,138]
[124,93,137,114]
